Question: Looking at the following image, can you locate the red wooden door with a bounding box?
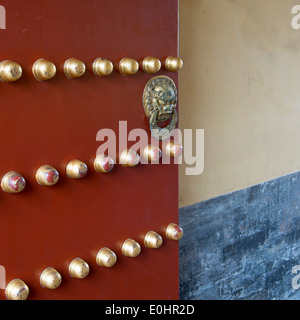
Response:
[0,0,179,300]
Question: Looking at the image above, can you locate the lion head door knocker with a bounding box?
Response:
[143,76,178,140]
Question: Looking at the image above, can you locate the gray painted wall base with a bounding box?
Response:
[179,171,300,300]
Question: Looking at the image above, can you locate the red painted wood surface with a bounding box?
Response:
[0,0,179,300]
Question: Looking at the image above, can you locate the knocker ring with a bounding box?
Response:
[143,75,178,140]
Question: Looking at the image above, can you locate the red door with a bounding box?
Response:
[0,0,179,300]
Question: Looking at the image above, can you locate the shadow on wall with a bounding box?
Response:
[179,0,300,207]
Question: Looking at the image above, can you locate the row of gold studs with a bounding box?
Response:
[1,143,183,193]
[5,223,184,300]
[0,56,183,83]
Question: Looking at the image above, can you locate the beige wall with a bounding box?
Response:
[179,0,300,207]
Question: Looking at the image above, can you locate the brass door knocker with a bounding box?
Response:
[143,76,178,140]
